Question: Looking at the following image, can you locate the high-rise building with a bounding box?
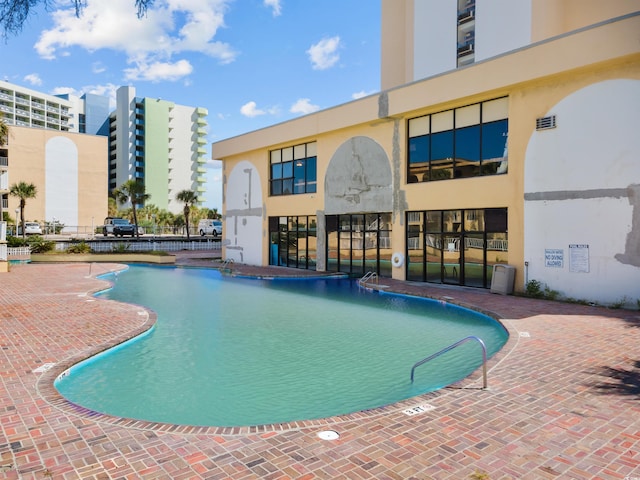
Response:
[56,92,110,136]
[108,86,208,213]
[381,0,639,89]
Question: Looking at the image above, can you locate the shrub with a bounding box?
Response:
[7,235,28,247]
[525,279,544,298]
[67,241,92,254]
[26,236,55,253]
[111,243,131,253]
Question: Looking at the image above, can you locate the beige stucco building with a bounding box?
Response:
[213,2,640,307]
[1,126,108,233]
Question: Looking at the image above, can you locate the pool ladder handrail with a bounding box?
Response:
[359,271,378,287]
[221,258,234,272]
[410,335,488,389]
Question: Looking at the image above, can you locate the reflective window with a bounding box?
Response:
[407,98,508,183]
[270,142,317,196]
[326,213,392,277]
[405,208,508,288]
[269,215,317,270]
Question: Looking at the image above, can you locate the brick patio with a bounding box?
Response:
[1,253,638,479]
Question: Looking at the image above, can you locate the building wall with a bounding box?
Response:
[144,98,172,211]
[214,13,640,306]
[113,86,135,191]
[167,104,202,213]
[381,0,640,90]
[475,0,531,62]
[412,1,456,81]
[523,78,640,305]
[6,126,107,231]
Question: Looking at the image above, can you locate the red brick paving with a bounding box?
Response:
[0,253,639,479]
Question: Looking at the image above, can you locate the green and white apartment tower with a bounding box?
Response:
[108,86,208,213]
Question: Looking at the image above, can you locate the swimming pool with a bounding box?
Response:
[55,265,508,427]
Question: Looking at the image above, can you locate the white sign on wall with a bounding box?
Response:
[544,249,564,268]
[569,244,590,273]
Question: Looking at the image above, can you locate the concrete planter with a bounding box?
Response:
[30,253,176,264]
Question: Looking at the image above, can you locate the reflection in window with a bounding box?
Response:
[407,97,508,183]
[326,213,392,277]
[269,215,317,270]
[270,141,317,196]
[405,208,508,288]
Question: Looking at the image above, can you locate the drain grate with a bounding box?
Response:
[317,430,340,440]
[403,403,436,416]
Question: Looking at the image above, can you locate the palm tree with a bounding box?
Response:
[176,189,199,240]
[113,179,150,239]
[0,117,9,223]
[107,197,118,217]
[9,181,37,239]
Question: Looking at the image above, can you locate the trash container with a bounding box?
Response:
[490,264,516,295]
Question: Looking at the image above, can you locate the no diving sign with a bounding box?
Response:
[545,249,564,268]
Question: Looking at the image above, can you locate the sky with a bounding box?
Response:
[0,0,381,210]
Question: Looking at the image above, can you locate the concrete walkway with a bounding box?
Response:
[0,255,638,479]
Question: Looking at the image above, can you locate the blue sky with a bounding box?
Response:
[0,0,381,210]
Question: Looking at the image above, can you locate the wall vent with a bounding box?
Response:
[536,115,557,130]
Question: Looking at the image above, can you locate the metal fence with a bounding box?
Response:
[55,239,221,253]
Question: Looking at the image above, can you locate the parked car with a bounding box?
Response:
[198,219,223,237]
[17,222,42,235]
[103,217,136,237]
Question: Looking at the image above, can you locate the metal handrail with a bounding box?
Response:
[221,258,234,271]
[359,271,378,286]
[410,335,488,389]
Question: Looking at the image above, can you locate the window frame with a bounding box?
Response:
[407,97,508,183]
[269,141,317,196]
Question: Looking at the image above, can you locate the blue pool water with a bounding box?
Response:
[55,265,508,427]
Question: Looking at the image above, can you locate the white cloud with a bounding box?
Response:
[23,74,43,86]
[50,83,119,108]
[306,36,341,70]
[239,101,279,118]
[50,86,77,96]
[124,59,193,82]
[352,90,375,100]
[240,101,266,118]
[34,0,238,82]
[264,0,282,17]
[92,62,106,74]
[290,98,320,115]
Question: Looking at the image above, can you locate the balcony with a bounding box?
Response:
[15,97,29,106]
[457,41,474,57]
[458,8,474,24]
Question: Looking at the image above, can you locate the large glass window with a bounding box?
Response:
[270,142,317,196]
[405,208,508,288]
[326,213,392,277]
[269,215,317,270]
[407,97,508,183]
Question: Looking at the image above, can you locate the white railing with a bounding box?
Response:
[7,247,31,259]
[55,240,221,253]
